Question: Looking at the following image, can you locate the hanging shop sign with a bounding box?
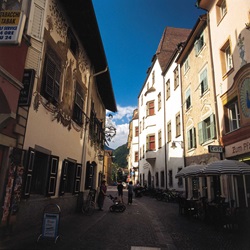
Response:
[18,69,35,106]
[0,10,26,45]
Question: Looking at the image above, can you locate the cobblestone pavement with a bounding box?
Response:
[1,186,250,250]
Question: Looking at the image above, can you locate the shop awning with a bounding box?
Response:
[175,164,207,178]
[202,160,250,175]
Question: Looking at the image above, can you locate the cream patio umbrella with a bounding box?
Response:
[175,164,207,178]
[202,160,250,207]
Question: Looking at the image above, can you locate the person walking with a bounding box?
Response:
[117,182,124,203]
[97,180,107,211]
[127,181,133,205]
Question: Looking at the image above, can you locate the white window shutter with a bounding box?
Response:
[27,0,46,41]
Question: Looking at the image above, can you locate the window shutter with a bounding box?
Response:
[187,130,191,150]
[194,40,199,56]
[198,121,204,145]
[210,114,216,139]
[193,127,197,148]
[59,160,68,196]
[73,163,82,194]
[27,0,46,41]
[46,155,59,196]
[23,148,36,198]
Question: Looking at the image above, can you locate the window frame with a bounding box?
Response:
[146,134,155,151]
[224,99,240,133]
[185,87,191,110]
[147,100,155,116]
[187,127,197,150]
[198,114,216,144]
[194,32,205,56]
[199,67,208,96]
[167,121,172,143]
[174,66,179,89]
[220,39,233,77]
[41,46,61,105]
[166,79,170,100]
[175,112,181,137]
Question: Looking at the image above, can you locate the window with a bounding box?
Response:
[158,92,161,110]
[168,170,173,187]
[220,40,233,75]
[155,172,159,186]
[198,114,216,144]
[184,57,190,73]
[224,99,240,133]
[199,68,208,95]
[23,149,59,198]
[41,46,61,105]
[174,67,179,89]
[135,126,139,137]
[187,127,196,150]
[194,32,205,56]
[73,82,84,125]
[158,130,162,149]
[143,145,145,158]
[146,134,155,151]
[152,70,155,85]
[141,95,143,106]
[135,152,139,162]
[166,80,170,100]
[167,121,171,142]
[185,88,191,110]
[60,160,81,194]
[177,167,183,187]
[160,171,164,187]
[140,121,142,133]
[147,100,155,116]
[216,0,227,22]
[89,103,104,146]
[176,112,181,137]
[67,28,78,56]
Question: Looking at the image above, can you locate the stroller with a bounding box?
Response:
[107,194,126,212]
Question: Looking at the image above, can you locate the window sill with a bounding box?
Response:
[222,67,234,80]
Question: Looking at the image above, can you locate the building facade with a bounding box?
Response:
[0,0,116,234]
[127,109,139,184]
[197,0,250,206]
[137,27,190,189]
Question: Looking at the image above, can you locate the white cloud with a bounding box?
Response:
[106,104,137,149]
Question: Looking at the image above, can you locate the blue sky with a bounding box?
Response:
[92,0,205,149]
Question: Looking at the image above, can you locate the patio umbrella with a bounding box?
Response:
[202,159,250,175]
[175,164,207,178]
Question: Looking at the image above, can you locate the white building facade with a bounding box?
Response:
[137,27,190,190]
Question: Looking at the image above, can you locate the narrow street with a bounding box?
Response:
[1,186,250,250]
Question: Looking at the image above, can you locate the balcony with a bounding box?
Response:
[145,150,156,163]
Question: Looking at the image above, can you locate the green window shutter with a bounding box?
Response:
[198,121,204,145]
[46,155,59,196]
[210,114,216,139]
[23,148,36,199]
[59,160,68,196]
[193,127,197,148]
[187,130,191,150]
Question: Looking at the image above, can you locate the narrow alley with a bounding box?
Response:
[1,186,249,250]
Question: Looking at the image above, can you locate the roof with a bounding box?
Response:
[60,0,117,112]
[156,27,191,71]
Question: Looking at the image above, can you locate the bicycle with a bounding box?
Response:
[82,189,96,215]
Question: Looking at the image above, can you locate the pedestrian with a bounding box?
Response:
[117,182,124,203]
[127,181,133,205]
[97,180,107,211]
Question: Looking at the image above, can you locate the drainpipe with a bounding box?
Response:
[81,66,108,191]
[162,73,168,189]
